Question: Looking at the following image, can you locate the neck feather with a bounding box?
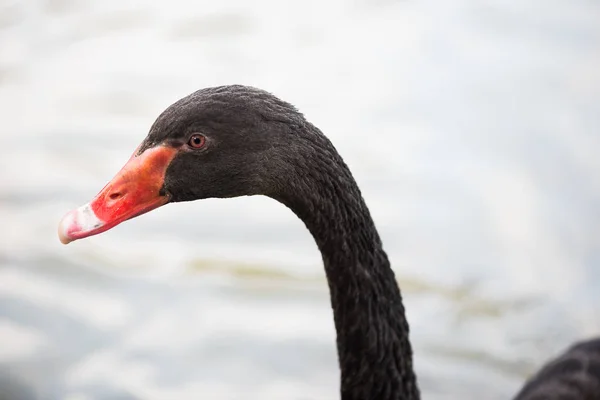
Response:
[271,130,420,400]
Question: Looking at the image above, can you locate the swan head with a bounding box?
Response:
[58,85,312,244]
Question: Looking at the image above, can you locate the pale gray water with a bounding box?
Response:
[0,0,599,398]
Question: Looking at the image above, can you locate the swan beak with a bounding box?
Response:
[58,145,178,244]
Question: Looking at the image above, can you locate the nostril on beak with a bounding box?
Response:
[109,192,123,200]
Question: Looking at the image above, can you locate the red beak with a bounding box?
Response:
[58,144,178,244]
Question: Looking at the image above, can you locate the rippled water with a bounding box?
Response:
[1,0,599,398]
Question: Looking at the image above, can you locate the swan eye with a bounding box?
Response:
[188,134,206,149]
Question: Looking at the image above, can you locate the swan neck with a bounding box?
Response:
[273,135,420,400]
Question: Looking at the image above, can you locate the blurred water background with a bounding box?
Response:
[0,0,599,399]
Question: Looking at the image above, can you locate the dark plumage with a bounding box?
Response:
[60,84,600,399]
[514,338,600,400]
[149,85,419,399]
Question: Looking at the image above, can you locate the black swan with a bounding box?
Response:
[58,85,600,399]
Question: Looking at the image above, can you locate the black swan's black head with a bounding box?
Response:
[58,85,328,243]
